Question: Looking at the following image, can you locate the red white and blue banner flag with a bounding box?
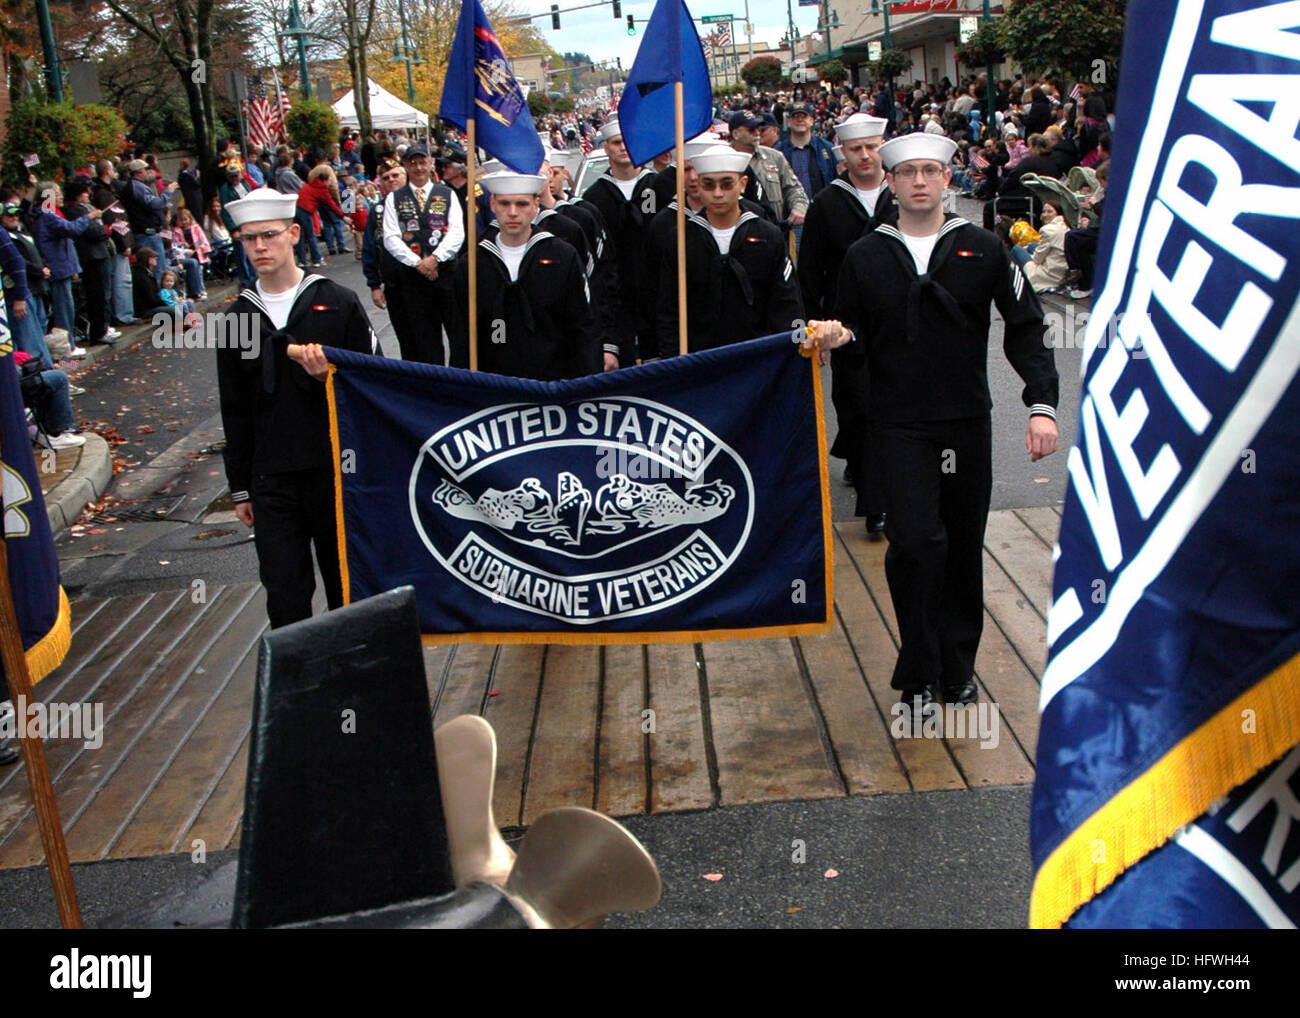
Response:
[324,335,832,645]
[1031,0,1300,928]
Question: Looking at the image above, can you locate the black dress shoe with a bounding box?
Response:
[866,513,886,540]
[0,739,19,766]
[897,685,935,709]
[942,679,978,705]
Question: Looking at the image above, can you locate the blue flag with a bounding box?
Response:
[617,0,713,167]
[0,304,71,683]
[324,335,832,645]
[439,0,544,174]
[1031,0,1300,929]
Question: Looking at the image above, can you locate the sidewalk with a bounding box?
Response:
[0,510,1056,872]
[37,278,239,537]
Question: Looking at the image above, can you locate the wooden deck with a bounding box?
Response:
[0,509,1059,869]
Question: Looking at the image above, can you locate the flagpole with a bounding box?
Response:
[675,81,687,358]
[467,120,479,372]
[0,541,81,928]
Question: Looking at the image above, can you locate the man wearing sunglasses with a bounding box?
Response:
[654,145,803,360]
[216,188,379,628]
[816,133,1059,710]
[361,158,406,316]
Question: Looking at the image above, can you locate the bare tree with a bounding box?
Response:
[97,0,256,196]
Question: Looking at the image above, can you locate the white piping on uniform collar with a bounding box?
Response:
[480,230,555,266]
[238,272,326,319]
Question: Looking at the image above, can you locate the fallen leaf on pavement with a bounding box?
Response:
[784,906,801,914]
[702,873,723,882]
[824,868,839,879]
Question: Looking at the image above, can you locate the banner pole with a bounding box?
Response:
[467,120,479,372]
[0,541,81,929]
[675,81,687,358]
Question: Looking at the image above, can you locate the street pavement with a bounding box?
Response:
[5,203,1082,928]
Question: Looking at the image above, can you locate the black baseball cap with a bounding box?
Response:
[788,103,816,116]
[402,145,430,161]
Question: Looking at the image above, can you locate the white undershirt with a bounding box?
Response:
[498,239,527,282]
[901,231,939,275]
[709,223,737,255]
[256,279,300,330]
[854,183,884,217]
[613,176,639,200]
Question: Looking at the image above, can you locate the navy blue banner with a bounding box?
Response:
[0,302,70,682]
[1031,0,1300,928]
[326,335,831,644]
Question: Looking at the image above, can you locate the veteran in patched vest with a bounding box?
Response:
[381,144,464,364]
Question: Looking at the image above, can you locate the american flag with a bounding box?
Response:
[716,22,732,48]
[703,29,715,59]
[243,75,275,151]
[271,69,292,143]
[1069,82,1085,102]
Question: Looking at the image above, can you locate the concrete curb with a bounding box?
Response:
[46,433,114,537]
[43,279,241,537]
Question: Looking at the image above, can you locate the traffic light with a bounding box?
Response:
[612,0,620,17]
[626,13,635,34]
[550,4,559,29]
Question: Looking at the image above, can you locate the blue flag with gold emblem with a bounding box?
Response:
[0,302,71,683]
[439,0,544,174]
[1031,0,1300,929]
[324,335,831,645]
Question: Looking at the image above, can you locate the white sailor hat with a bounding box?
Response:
[879,133,957,170]
[835,113,888,141]
[832,144,844,163]
[689,145,751,175]
[478,158,505,176]
[683,132,721,162]
[596,118,622,144]
[223,187,299,227]
[479,170,548,196]
[542,147,576,172]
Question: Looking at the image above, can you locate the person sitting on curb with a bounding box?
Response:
[14,349,85,450]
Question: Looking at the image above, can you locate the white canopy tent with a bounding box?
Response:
[333,79,430,133]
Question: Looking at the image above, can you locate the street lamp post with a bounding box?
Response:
[871,0,895,130]
[283,0,313,100]
[35,0,62,101]
[390,0,425,105]
[982,0,996,131]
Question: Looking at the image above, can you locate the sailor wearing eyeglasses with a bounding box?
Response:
[814,133,1059,709]
[654,145,803,360]
[216,187,380,628]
